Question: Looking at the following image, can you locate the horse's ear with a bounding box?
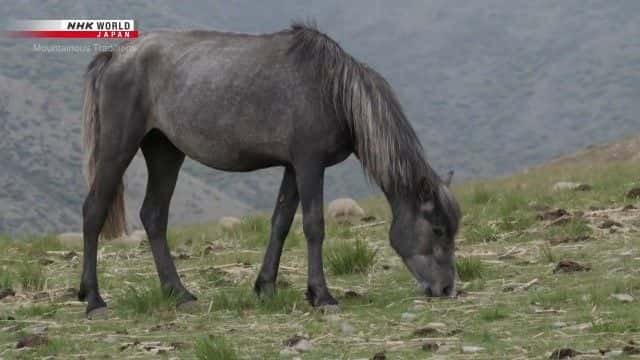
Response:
[443,170,454,187]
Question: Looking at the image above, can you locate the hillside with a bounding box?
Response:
[1,141,639,358]
[2,1,640,234]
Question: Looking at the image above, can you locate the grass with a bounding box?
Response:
[325,238,376,275]
[456,257,485,281]
[0,270,11,288]
[195,335,238,360]
[1,158,640,358]
[464,222,499,244]
[17,262,45,291]
[539,242,556,263]
[115,282,178,315]
[478,306,508,322]
[15,304,58,318]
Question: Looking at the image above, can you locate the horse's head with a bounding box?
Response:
[389,174,461,297]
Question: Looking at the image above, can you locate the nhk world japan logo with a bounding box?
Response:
[6,20,137,39]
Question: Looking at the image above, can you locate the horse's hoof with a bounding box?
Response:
[176,300,199,313]
[317,304,341,314]
[86,307,108,320]
[254,281,276,297]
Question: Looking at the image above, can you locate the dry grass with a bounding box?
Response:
[1,159,640,358]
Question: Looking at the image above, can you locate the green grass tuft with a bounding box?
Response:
[539,242,556,263]
[326,238,376,275]
[464,222,499,244]
[116,282,177,315]
[478,307,508,322]
[195,335,238,360]
[456,257,485,281]
[17,262,45,291]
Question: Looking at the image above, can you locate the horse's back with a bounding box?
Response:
[102,29,349,171]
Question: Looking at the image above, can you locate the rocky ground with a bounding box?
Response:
[1,158,640,359]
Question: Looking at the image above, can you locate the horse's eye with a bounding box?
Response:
[433,226,445,237]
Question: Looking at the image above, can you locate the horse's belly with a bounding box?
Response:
[162,127,288,172]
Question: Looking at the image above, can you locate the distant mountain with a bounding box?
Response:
[1,1,640,234]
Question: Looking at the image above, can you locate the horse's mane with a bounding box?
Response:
[287,21,460,236]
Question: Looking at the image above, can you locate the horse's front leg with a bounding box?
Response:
[295,164,338,310]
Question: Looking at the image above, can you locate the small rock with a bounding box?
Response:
[552,182,592,192]
[611,293,634,303]
[328,198,365,219]
[622,204,637,211]
[599,219,623,229]
[284,335,307,347]
[410,304,426,312]
[626,187,640,199]
[400,312,417,322]
[219,216,241,230]
[551,321,567,329]
[413,327,440,337]
[553,260,590,274]
[605,350,624,357]
[548,216,572,227]
[25,325,48,335]
[343,290,362,299]
[462,345,484,353]
[56,232,83,248]
[623,344,640,354]
[371,351,386,359]
[550,348,579,359]
[39,258,55,266]
[537,208,569,221]
[0,288,15,300]
[128,229,147,243]
[292,339,312,353]
[62,251,78,260]
[549,235,591,245]
[16,334,48,348]
[564,322,592,331]
[279,348,298,357]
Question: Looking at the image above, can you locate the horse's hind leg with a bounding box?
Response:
[79,124,143,317]
[140,131,197,308]
[254,166,299,296]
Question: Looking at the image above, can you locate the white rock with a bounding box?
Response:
[425,322,447,329]
[292,339,312,352]
[128,229,147,243]
[279,348,298,357]
[551,321,567,329]
[327,198,365,219]
[219,216,241,230]
[57,232,83,248]
[611,293,634,303]
[401,312,417,322]
[462,346,485,353]
[552,182,592,192]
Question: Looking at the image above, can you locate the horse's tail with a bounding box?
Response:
[82,51,127,239]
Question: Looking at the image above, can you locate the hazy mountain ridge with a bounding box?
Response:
[1,1,640,234]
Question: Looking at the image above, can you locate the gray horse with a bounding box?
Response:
[79,23,461,317]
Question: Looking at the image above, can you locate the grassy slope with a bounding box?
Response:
[1,156,640,359]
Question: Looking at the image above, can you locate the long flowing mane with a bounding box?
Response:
[288,22,439,194]
[288,22,460,235]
